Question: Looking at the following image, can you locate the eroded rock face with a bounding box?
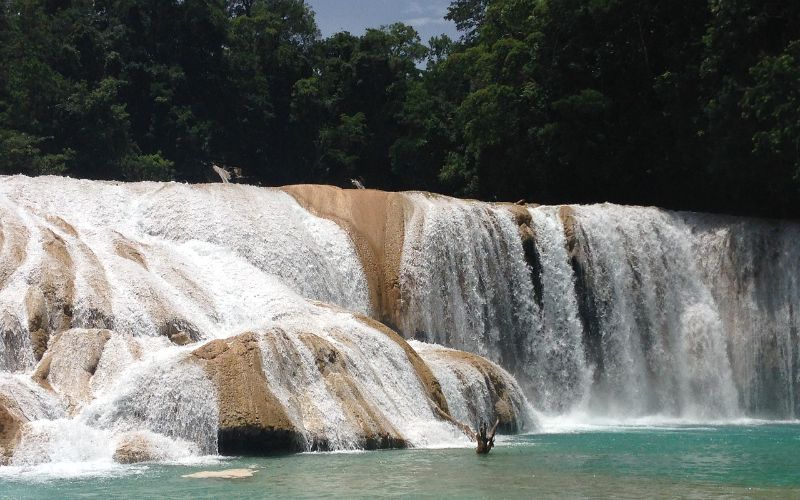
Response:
[0,377,63,464]
[0,396,24,465]
[505,204,542,308]
[558,206,603,374]
[290,330,407,450]
[281,185,409,329]
[32,329,112,412]
[354,313,450,416]
[412,342,534,434]
[191,332,301,454]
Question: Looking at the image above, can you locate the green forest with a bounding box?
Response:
[1,0,798,218]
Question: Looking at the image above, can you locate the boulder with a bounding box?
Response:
[113,433,157,464]
[191,332,300,454]
[33,329,112,411]
[0,395,24,465]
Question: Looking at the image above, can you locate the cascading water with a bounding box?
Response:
[687,213,800,418]
[399,193,538,374]
[410,340,537,431]
[0,176,518,475]
[525,207,591,412]
[258,312,471,451]
[2,174,798,477]
[398,199,799,420]
[566,205,740,419]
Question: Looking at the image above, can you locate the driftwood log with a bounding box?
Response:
[430,402,499,454]
[474,419,499,454]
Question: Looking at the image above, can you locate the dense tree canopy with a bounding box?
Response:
[1,0,798,218]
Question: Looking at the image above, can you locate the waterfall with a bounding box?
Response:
[567,205,740,419]
[525,207,591,413]
[1,175,798,475]
[0,176,523,473]
[397,199,798,420]
[399,193,537,373]
[687,213,800,418]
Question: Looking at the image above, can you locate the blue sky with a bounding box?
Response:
[307,0,459,43]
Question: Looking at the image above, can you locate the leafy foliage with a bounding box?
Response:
[1,0,798,217]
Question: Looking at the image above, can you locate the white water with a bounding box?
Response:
[410,340,537,432]
[525,207,591,412]
[0,176,505,475]
[399,193,537,369]
[397,200,799,420]
[1,175,798,476]
[259,313,471,451]
[688,212,800,418]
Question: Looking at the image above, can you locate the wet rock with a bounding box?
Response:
[163,320,201,345]
[413,343,533,434]
[191,332,301,454]
[25,290,49,362]
[557,205,603,378]
[281,185,409,329]
[33,329,112,411]
[0,396,24,465]
[113,434,157,464]
[182,469,256,479]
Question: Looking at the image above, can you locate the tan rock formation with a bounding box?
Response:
[25,289,49,361]
[559,206,579,258]
[113,235,149,270]
[191,332,300,454]
[33,329,112,412]
[0,207,29,291]
[113,433,157,464]
[294,331,406,449]
[419,346,528,431]
[0,394,24,464]
[39,227,76,334]
[281,185,408,328]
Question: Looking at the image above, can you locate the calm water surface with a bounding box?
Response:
[1,424,798,499]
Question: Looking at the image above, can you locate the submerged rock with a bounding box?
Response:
[182,469,256,479]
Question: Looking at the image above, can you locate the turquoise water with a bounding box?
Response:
[1,424,798,499]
